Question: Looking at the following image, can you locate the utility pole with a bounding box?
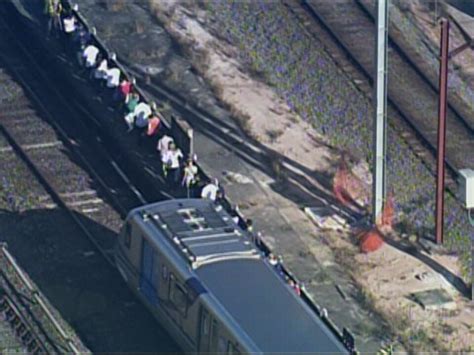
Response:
[435,16,474,245]
[435,18,449,245]
[373,0,389,224]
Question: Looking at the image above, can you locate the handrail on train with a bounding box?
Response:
[0,243,82,354]
[56,2,357,352]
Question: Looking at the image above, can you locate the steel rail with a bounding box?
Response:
[295,0,462,200]
[353,0,474,135]
[0,6,152,350]
[0,244,81,354]
[0,5,147,269]
[0,290,47,354]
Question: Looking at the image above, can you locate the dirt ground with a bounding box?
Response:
[147,0,473,352]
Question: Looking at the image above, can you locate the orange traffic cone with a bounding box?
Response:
[359,228,384,253]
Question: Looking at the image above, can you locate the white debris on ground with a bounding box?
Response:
[222,171,253,185]
[304,206,349,231]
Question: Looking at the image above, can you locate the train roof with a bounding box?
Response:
[131,199,348,354]
[196,258,348,354]
[130,199,260,268]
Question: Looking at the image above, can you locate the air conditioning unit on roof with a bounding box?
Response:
[459,169,474,209]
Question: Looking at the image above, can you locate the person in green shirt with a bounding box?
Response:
[45,0,62,35]
[44,0,54,16]
[124,92,140,131]
[126,92,139,112]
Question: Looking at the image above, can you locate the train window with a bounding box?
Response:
[202,311,210,335]
[124,223,131,248]
[217,337,227,353]
[170,282,187,316]
[162,265,168,281]
[210,320,219,350]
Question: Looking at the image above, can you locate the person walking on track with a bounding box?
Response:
[162,142,183,188]
[182,159,198,197]
[45,0,62,36]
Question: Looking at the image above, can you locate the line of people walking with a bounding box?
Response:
[44,0,225,201]
[44,0,303,298]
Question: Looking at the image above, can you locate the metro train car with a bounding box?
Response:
[115,199,349,354]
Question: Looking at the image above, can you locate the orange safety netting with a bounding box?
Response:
[378,192,395,229]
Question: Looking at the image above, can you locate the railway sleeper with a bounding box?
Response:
[16,323,28,338]
[10,314,20,327]
[21,330,32,342]
[1,297,46,354]
[0,295,6,310]
[5,308,16,322]
[28,340,40,354]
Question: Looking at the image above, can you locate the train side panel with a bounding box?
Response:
[116,214,196,353]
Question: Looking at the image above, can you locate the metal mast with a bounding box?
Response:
[435,18,449,244]
[373,0,389,224]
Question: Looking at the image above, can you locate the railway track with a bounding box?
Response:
[0,4,181,352]
[0,244,87,354]
[0,290,47,354]
[0,1,150,263]
[0,67,129,266]
[285,0,474,193]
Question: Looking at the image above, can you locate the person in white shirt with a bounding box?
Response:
[94,58,108,80]
[162,142,183,187]
[268,253,278,266]
[182,159,199,197]
[106,67,121,89]
[63,14,76,34]
[201,179,219,201]
[133,102,152,128]
[82,44,99,68]
[157,134,173,162]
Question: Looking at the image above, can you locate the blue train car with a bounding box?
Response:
[115,199,348,354]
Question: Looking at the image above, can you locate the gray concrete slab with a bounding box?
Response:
[410,288,456,311]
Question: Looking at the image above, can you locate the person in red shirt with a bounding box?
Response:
[146,102,159,134]
[115,77,135,103]
[147,113,161,137]
[137,102,162,146]
[288,279,301,297]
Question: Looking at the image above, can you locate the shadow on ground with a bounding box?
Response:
[0,207,181,353]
